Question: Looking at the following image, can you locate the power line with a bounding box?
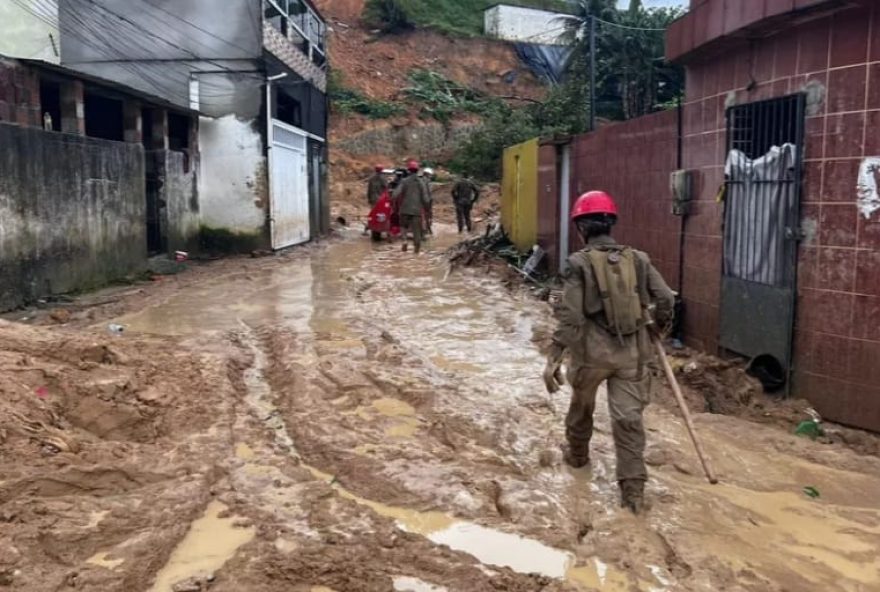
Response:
[594,17,668,32]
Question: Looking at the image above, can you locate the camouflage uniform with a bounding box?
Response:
[393,174,429,253]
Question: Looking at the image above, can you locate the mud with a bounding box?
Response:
[3,227,880,591]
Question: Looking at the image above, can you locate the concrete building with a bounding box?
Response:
[49,0,329,251]
[484,4,569,45]
[0,55,199,310]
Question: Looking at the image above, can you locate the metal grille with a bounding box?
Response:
[273,124,306,151]
[724,95,804,288]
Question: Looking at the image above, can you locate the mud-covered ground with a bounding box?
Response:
[3,226,880,592]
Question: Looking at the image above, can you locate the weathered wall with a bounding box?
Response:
[501,139,539,252]
[0,0,59,63]
[159,150,200,254]
[335,122,481,161]
[681,2,880,430]
[0,58,41,128]
[0,123,146,311]
[483,5,567,46]
[198,114,269,246]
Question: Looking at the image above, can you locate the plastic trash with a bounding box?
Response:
[794,419,824,440]
[107,324,125,335]
[803,486,820,499]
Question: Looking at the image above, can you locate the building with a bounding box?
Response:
[501,0,880,431]
[44,0,329,251]
[484,4,569,45]
[0,55,199,310]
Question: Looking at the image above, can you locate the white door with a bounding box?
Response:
[270,120,310,249]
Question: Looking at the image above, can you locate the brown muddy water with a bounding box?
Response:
[116,229,880,592]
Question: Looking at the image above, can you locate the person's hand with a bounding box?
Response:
[543,344,566,394]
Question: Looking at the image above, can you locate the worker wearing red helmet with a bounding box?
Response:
[367,164,387,207]
[544,190,674,514]
[392,159,430,253]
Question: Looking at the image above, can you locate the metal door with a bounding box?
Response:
[270,120,310,249]
[720,94,805,389]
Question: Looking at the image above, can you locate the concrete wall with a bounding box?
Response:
[198,114,269,245]
[0,0,59,63]
[0,123,146,311]
[154,150,200,254]
[335,122,481,161]
[680,2,880,431]
[484,5,567,46]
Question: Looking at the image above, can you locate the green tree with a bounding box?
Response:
[560,0,683,121]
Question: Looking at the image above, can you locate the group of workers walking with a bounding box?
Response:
[367,162,676,515]
[366,160,481,253]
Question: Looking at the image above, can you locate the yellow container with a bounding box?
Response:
[501,138,539,252]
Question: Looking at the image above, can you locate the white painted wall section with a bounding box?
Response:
[484,5,568,46]
[0,0,60,62]
[198,115,267,235]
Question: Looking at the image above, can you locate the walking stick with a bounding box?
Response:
[653,337,719,485]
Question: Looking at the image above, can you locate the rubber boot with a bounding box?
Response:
[563,444,589,469]
[619,479,645,515]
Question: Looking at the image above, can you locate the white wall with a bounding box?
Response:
[0,0,60,62]
[484,5,568,46]
[198,115,268,237]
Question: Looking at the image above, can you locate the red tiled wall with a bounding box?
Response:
[682,3,880,431]
[570,110,682,291]
[0,60,41,128]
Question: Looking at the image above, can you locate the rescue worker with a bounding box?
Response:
[393,160,430,254]
[451,176,480,233]
[420,167,435,235]
[544,191,675,515]
[367,164,387,206]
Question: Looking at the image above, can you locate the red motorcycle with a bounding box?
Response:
[367,188,402,242]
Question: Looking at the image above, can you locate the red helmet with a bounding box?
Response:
[374,164,384,172]
[406,159,420,172]
[570,191,618,221]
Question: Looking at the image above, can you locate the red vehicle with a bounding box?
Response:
[367,187,402,242]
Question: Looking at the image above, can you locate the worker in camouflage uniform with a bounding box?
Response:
[367,164,387,206]
[544,191,675,514]
[393,160,430,254]
[451,176,480,233]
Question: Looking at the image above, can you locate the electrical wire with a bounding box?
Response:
[594,17,669,32]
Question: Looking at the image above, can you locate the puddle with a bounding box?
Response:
[148,501,256,592]
[235,442,255,460]
[305,466,638,589]
[86,552,124,571]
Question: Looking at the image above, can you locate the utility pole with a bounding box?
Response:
[589,14,596,132]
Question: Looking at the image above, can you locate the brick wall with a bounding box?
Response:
[681,3,880,430]
[570,110,683,291]
[263,22,327,93]
[0,59,41,128]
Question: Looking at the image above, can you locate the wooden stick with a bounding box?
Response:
[653,338,719,485]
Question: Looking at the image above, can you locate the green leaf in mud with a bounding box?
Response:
[803,486,820,499]
[794,420,824,440]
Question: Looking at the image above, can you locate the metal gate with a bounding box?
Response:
[720,94,805,389]
[270,119,310,249]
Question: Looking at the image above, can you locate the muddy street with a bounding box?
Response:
[3,229,880,592]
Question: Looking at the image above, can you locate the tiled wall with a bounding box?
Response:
[681,3,880,430]
[570,109,682,291]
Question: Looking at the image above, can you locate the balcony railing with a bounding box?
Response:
[264,0,327,69]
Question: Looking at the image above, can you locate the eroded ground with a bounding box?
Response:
[2,228,880,592]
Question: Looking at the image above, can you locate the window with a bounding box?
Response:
[264,0,287,36]
[39,78,61,132]
[276,90,301,127]
[264,0,326,65]
[168,112,192,172]
[84,92,124,141]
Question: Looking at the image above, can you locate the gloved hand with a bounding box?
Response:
[543,344,566,394]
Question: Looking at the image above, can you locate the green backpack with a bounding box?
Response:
[584,247,648,337]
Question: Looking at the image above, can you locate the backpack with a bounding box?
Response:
[583,247,648,338]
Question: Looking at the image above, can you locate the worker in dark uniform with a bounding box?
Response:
[452,176,480,233]
[544,191,675,514]
[392,160,429,253]
[367,164,387,206]
[420,167,435,235]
